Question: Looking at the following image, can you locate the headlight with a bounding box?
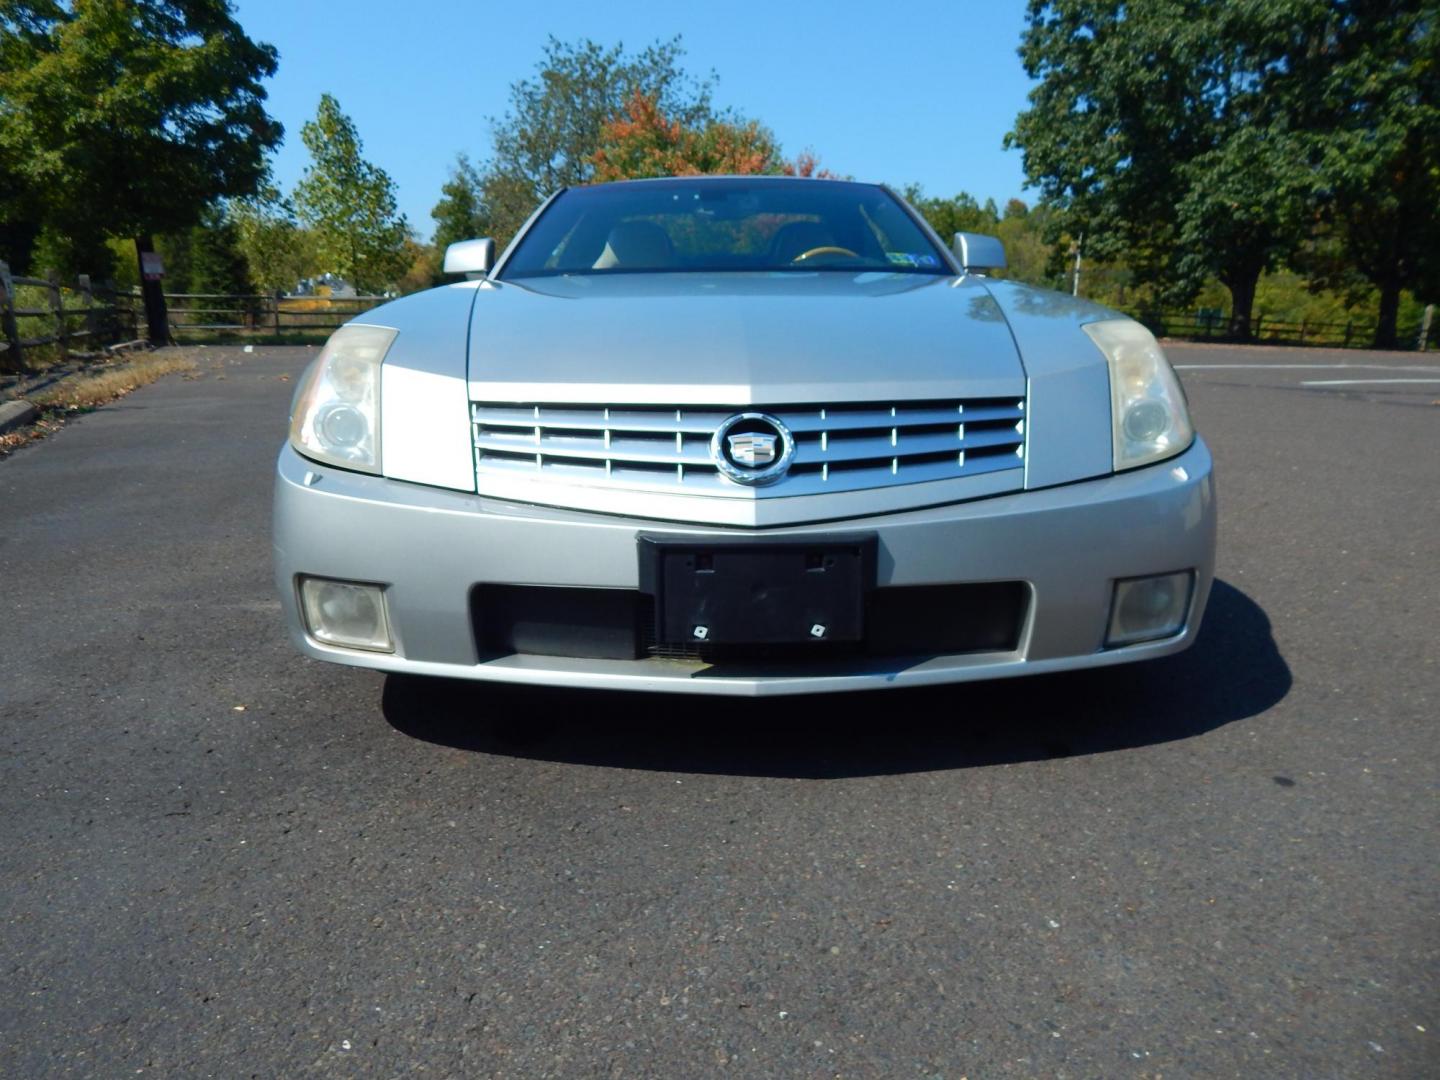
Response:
[1083,319,1194,472]
[289,324,397,474]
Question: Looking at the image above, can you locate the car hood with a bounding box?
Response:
[466,271,1025,405]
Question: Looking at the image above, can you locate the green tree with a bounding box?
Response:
[901,187,1001,240]
[230,184,317,294]
[995,200,1067,290]
[293,93,409,293]
[126,209,249,297]
[187,207,252,296]
[901,189,1067,290]
[27,225,117,280]
[154,228,195,293]
[431,154,490,252]
[478,36,718,244]
[1007,0,1312,336]
[395,237,442,295]
[412,154,493,291]
[0,0,281,338]
[1287,2,1440,347]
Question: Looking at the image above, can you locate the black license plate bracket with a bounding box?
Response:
[638,534,876,646]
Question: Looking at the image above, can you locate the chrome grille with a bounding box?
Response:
[471,398,1025,498]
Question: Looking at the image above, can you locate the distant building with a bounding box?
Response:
[290,273,358,298]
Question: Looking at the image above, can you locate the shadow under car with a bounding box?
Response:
[381,579,1288,780]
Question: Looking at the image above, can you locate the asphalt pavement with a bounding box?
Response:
[1,343,1436,1078]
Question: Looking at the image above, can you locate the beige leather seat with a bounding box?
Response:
[593,221,675,269]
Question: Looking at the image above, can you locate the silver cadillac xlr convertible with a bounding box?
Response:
[274,177,1215,696]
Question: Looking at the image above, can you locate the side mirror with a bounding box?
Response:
[443,238,496,278]
[952,232,1006,274]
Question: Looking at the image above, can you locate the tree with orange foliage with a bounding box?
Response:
[588,92,784,180]
[782,150,844,180]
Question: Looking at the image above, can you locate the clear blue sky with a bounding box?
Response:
[232,0,1037,241]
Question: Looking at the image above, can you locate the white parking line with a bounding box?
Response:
[1174,363,1440,372]
[1300,378,1440,387]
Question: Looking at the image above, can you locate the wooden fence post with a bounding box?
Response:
[1254,314,1264,340]
[0,260,24,371]
[116,281,132,340]
[77,274,96,348]
[96,279,116,344]
[1419,304,1435,351]
[273,292,282,336]
[47,269,68,362]
[1297,319,1306,344]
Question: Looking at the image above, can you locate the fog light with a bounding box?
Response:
[299,577,393,652]
[1106,571,1193,647]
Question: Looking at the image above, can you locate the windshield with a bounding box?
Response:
[499,178,951,278]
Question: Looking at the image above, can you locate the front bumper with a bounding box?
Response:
[273,439,1216,696]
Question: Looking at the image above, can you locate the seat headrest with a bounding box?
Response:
[593,221,675,269]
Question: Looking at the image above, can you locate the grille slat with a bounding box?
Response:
[791,452,1021,486]
[953,425,1028,450]
[790,425,1022,466]
[471,405,727,434]
[946,402,1027,424]
[472,397,1024,498]
[474,431,715,466]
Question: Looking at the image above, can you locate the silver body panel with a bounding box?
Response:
[467,272,1023,404]
[984,279,1121,489]
[374,281,482,493]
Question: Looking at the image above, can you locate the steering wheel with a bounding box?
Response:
[791,245,859,263]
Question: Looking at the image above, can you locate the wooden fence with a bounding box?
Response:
[164,292,388,336]
[7,264,1435,367]
[160,294,1440,350]
[1136,308,1437,350]
[0,261,138,373]
[1,268,387,374]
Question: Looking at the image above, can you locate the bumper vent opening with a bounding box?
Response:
[472,582,1028,664]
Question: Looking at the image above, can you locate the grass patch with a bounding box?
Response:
[174,330,332,346]
[31,352,197,410]
[1,350,197,457]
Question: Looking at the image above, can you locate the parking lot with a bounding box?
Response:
[1,343,1436,1077]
